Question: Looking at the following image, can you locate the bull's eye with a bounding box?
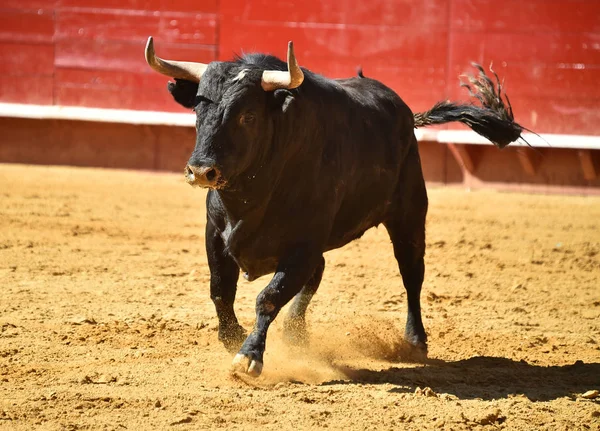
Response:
[239,112,255,126]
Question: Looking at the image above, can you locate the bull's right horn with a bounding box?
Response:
[145,36,207,82]
[261,41,304,91]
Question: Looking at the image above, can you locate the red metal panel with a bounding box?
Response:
[54,67,183,111]
[494,95,600,136]
[55,67,166,89]
[451,0,600,33]
[364,65,447,113]
[160,0,218,14]
[1,0,59,10]
[57,0,218,13]
[151,42,217,63]
[55,39,216,72]
[0,76,53,104]
[448,63,600,100]
[0,42,54,75]
[55,39,148,72]
[0,9,55,43]
[55,85,179,111]
[0,0,598,138]
[159,13,217,44]
[219,19,449,67]
[56,10,161,42]
[221,0,449,27]
[450,32,600,68]
[58,0,161,11]
[448,30,600,129]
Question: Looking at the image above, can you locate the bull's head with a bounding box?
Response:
[145,37,304,189]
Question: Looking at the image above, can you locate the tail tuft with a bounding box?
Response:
[414,63,523,149]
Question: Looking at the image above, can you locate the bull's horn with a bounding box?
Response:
[145,36,207,82]
[261,41,304,91]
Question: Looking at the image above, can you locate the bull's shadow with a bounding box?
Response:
[324,356,600,401]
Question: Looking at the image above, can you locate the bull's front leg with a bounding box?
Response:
[231,247,322,377]
[206,219,247,352]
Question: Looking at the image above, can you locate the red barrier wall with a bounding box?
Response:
[1,0,599,135]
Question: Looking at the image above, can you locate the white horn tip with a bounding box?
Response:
[145,36,155,65]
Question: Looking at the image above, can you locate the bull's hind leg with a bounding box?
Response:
[283,256,325,346]
[206,219,247,352]
[384,143,428,361]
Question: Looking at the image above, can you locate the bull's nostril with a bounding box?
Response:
[185,165,194,180]
[205,168,217,182]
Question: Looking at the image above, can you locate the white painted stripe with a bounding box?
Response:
[435,130,600,150]
[0,102,196,127]
[1,102,599,149]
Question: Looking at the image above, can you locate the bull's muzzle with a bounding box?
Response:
[185,165,223,188]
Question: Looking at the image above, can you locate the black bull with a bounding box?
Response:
[145,38,524,377]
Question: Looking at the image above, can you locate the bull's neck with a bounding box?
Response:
[216,130,314,226]
[214,170,278,258]
[217,164,281,222]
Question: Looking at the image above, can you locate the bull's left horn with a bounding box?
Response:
[261,41,304,91]
[145,36,207,82]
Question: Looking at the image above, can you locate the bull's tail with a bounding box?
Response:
[413,63,523,149]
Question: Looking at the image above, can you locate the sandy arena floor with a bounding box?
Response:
[1,163,599,430]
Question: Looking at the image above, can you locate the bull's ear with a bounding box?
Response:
[271,89,295,113]
[167,79,199,109]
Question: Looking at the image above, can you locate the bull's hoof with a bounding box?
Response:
[231,353,263,377]
[219,324,247,353]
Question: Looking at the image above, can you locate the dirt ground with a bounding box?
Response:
[1,163,599,430]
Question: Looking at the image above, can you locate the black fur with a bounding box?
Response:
[163,52,524,375]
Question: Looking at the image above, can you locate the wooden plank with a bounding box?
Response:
[447,143,479,173]
[516,148,543,176]
[578,150,597,181]
[0,118,157,170]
